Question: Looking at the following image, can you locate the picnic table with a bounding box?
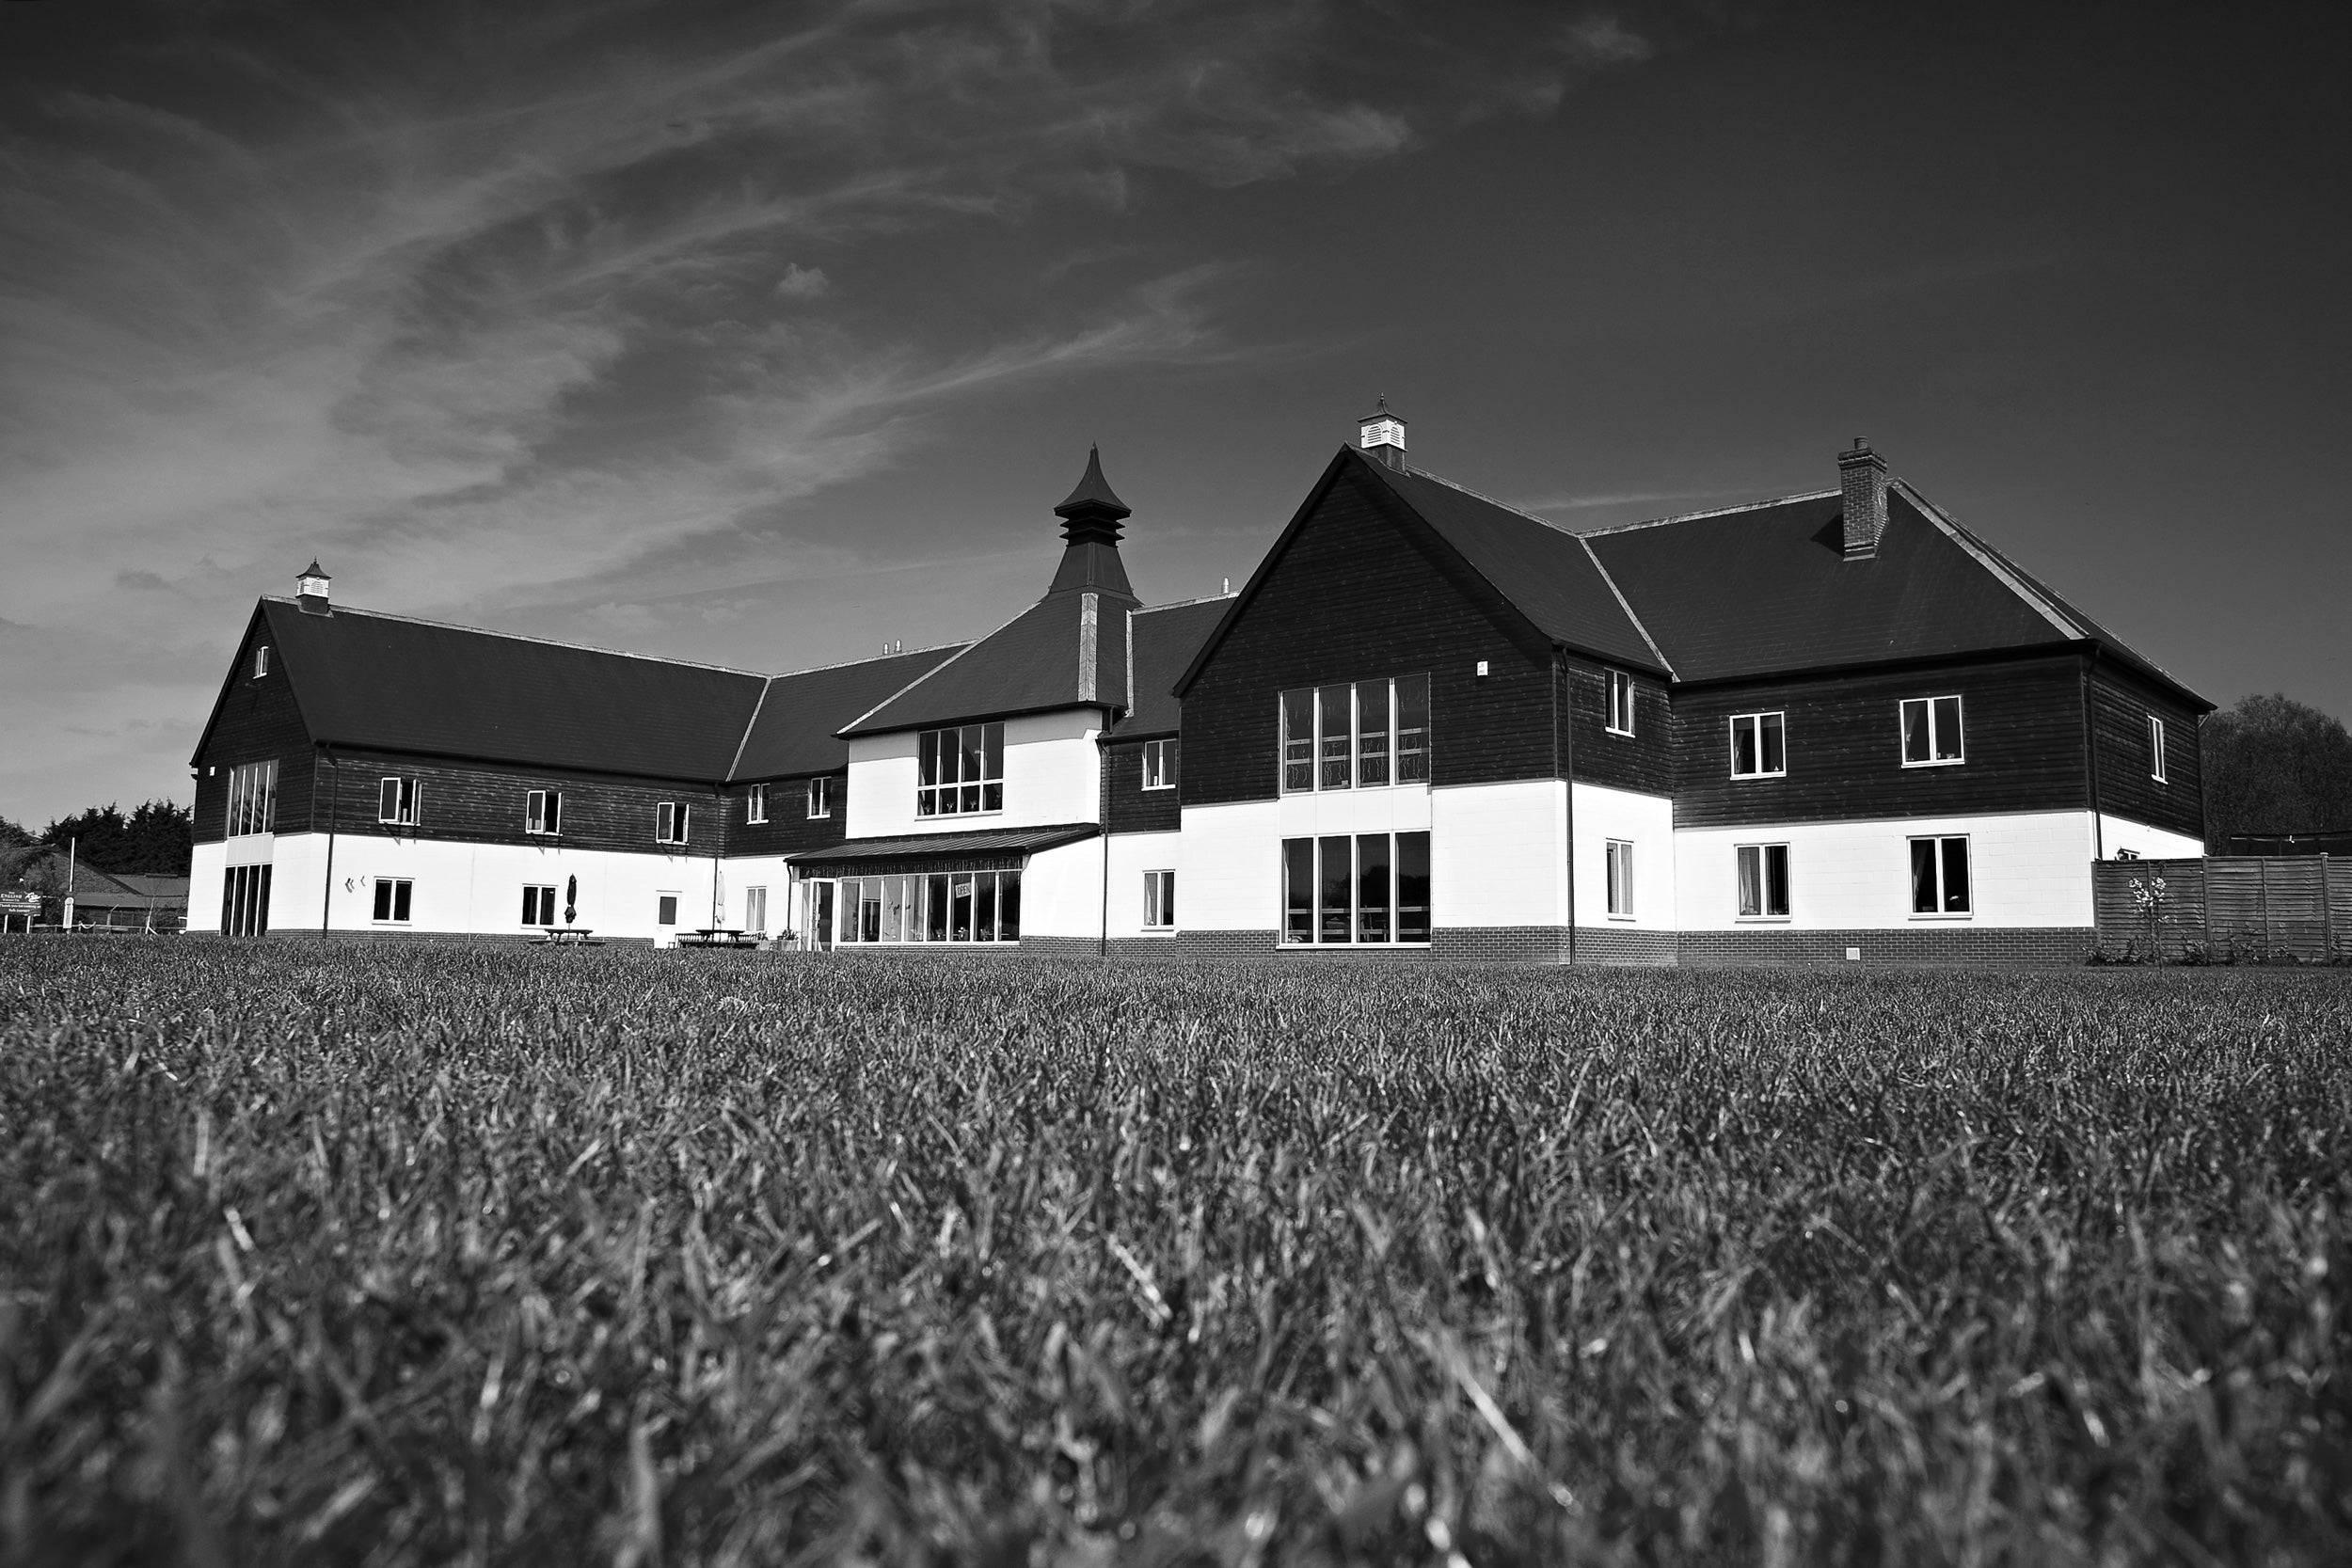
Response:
[534,927,603,946]
[678,927,762,949]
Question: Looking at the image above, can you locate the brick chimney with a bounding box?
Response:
[295,559,333,614]
[1838,440,1886,560]
[1358,396,1406,471]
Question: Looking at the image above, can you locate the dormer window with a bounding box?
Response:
[254,646,270,677]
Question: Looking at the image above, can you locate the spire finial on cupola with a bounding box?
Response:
[1046,445,1136,600]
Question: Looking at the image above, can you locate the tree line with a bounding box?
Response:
[0,800,195,878]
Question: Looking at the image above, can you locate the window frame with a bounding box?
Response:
[806,775,834,819]
[225,760,278,838]
[1908,834,1973,917]
[830,870,1024,944]
[743,885,768,935]
[1735,843,1791,920]
[1141,869,1175,929]
[521,884,557,926]
[655,800,690,846]
[1605,839,1636,920]
[746,783,768,824]
[1277,673,1430,794]
[1728,711,1788,779]
[525,788,563,836]
[1140,738,1175,791]
[254,645,270,678]
[377,775,420,828]
[1605,670,1636,737]
[915,722,1006,817]
[1279,831,1431,945]
[2149,715,2168,783]
[372,878,414,924]
[1899,695,1966,768]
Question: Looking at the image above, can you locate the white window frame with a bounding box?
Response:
[1141,738,1174,791]
[656,800,690,846]
[1605,839,1636,920]
[378,775,420,828]
[1736,843,1791,920]
[916,722,1005,817]
[1728,711,1788,779]
[2149,716,2167,783]
[1142,869,1175,929]
[743,885,768,936]
[1279,832,1432,945]
[806,775,834,819]
[833,870,1024,944]
[521,884,557,926]
[1899,695,1965,768]
[372,878,414,924]
[1279,674,1430,794]
[225,760,278,838]
[1606,670,1636,737]
[525,788,562,835]
[1909,834,1973,917]
[746,783,769,824]
[254,645,270,677]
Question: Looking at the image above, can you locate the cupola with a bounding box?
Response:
[1046,446,1136,601]
[1358,396,1406,471]
[295,560,333,614]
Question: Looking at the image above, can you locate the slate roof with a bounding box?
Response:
[732,644,968,781]
[243,600,769,781]
[842,590,1133,736]
[789,822,1099,863]
[1106,596,1232,738]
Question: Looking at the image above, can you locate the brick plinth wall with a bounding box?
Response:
[1018,934,1102,959]
[1105,937,1185,958]
[1177,929,1279,960]
[255,929,657,946]
[1570,927,1678,965]
[1677,927,2092,967]
[1432,927,1569,964]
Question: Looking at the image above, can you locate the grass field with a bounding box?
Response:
[2,942,2348,1566]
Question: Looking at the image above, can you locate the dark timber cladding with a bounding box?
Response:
[1104,741,1180,833]
[2089,663,2205,841]
[312,749,735,856]
[1180,451,1656,804]
[1671,652,2094,829]
[191,608,315,839]
[1562,656,1673,795]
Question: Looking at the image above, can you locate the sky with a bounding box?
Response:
[3,0,2347,829]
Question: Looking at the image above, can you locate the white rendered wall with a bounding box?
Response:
[1023,835,1108,940]
[847,708,1104,839]
[1106,831,1182,940]
[1180,800,1281,932]
[1674,809,2099,931]
[188,842,226,934]
[1434,780,1569,930]
[1569,782,1677,930]
[2100,815,2205,863]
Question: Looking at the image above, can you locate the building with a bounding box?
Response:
[188,419,2209,962]
[0,847,188,930]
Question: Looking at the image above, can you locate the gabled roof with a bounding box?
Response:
[229,600,768,781]
[842,589,1133,736]
[730,644,967,781]
[1106,595,1235,739]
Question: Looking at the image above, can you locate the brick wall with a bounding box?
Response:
[1571,926,1677,965]
[1177,929,1279,960]
[1677,926,2090,967]
[1432,927,1569,964]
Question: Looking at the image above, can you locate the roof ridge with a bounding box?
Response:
[262,597,771,679]
[1885,483,2086,641]
[1578,535,1675,677]
[764,640,970,679]
[1576,488,1841,535]
[1401,466,1582,535]
[1133,591,1239,614]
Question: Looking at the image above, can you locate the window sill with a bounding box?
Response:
[1604,730,1635,740]
[1605,914,1637,923]
[1735,916,1792,924]
[1139,785,1175,793]
[1279,942,1432,950]
[1728,772,1787,782]
[1908,912,1975,922]
[1899,758,1966,769]
[1139,927,1176,935]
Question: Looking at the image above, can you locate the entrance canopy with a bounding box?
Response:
[788,822,1098,879]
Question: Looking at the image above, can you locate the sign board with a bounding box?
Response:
[0,893,39,914]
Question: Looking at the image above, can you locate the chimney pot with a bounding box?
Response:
[1358,395,1407,471]
[1837,442,1887,560]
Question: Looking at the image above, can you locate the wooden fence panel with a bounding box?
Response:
[2095,855,2343,959]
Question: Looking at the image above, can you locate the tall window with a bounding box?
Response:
[378,776,420,827]
[746,783,769,824]
[1606,670,1636,736]
[1730,712,1787,778]
[1899,695,1965,766]
[1142,870,1175,928]
[221,864,271,937]
[1141,738,1175,790]
[2149,716,2167,783]
[1280,832,1430,944]
[372,879,413,923]
[656,801,690,845]
[1278,674,1430,793]
[521,884,557,925]
[254,646,270,677]
[1606,840,1635,918]
[807,775,834,819]
[225,760,278,837]
[1910,835,1971,914]
[1737,844,1790,918]
[834,870,1023,943]
[744,886,768,935]
[525,789,563,835]
[918,722,1004,816]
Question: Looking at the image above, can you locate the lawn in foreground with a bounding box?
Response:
[2,942,2347,1565]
